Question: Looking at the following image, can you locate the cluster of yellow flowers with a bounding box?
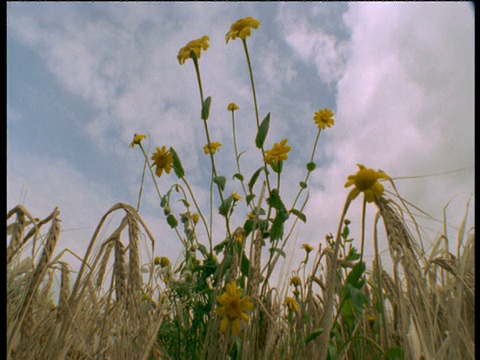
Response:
[128,15,391,340]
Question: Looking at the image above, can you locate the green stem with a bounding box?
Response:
[291,128,321,210]
[360,197,366,264]
[242,39,272,197]
[231,110,255,211]
[139,144,187,247]
[192,57,233,241]
[180,177,212,252]
[139,144,163,200]
[136,149,148,212]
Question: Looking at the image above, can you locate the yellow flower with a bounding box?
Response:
[226,17,261,44]
[216,280,254,336]
[290,276,301,287]
[231,191,242,201]
[177,35,210,65]
[192,213,200,225]
[204,141,222,155]
[264,139,291,165]
[283,297,299,312]
[130,133,146,148]
[151,146,174,178]
[344,164,389,203]
[313,108,335,130]
[228,103,239,111]
[235,232,243,243]
[154,256,171,268]
[301,243,314,253]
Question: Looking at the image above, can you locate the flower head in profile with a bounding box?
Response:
[192,213,200,225]
[154,256,171,268]
[313,108,335,130]
[301,243,314,254]
[231,191,242,201]
[216,280,254,336]
[226,17,261,44]
[130,133,146,148]
[151,146,174,178]
[283,297,299,312]
[344,164,389,203]
[290,276,301,287]
[264,139,291,166]
[228,103,239,111]
[177,35,210,65]
[203,141,222,155]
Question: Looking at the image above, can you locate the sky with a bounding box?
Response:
[7,3,474,283]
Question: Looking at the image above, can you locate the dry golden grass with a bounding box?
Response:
[7,196,474,359]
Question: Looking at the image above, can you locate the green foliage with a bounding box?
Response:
[306,161,316,171]
[213,175,227,191]
[255,112,270,148]
[166,214,178,228]
[170,147,185,178]
[201,96,212,120]
[290,208,307,223]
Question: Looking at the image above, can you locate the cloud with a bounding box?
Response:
[332,3,473,248]
[7,148,118,258]
[7,3,474,277]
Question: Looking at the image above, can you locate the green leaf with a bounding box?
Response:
[345,283,368,311]
[201,96,212,121]
[267,189,287,212]
[299,181,307,189]
[269,247,286,258]
[243,219,254,237]
[385,346,404,360]
[236,151,246,162]
[270,207,289,241]
[306,162,316,171]
[233,173,244,182]
[166,214,178,228]
[290,209,307,223]
[270,160,283,174]
[246,194,255,206]
[346,261,366,289]
[197,243,208,256]
[160,194,168,208]
[255,113,270,148]
[179,199,190,208]
[342,224,350,240]
[214,239,228,254]
[241,252,250,277]
[345,246,360,262]
[213,176,227,191]
[305,328,324,344]
[248,167,264,193]
[170,147,185,178]
[218,196,234,217]
[328,341,338,360]
[222,254,233,270]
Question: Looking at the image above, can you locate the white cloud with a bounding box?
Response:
[331,2,474,250]
[277,4,350,85]
[7,149,118,258]
[7,3,474,278]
